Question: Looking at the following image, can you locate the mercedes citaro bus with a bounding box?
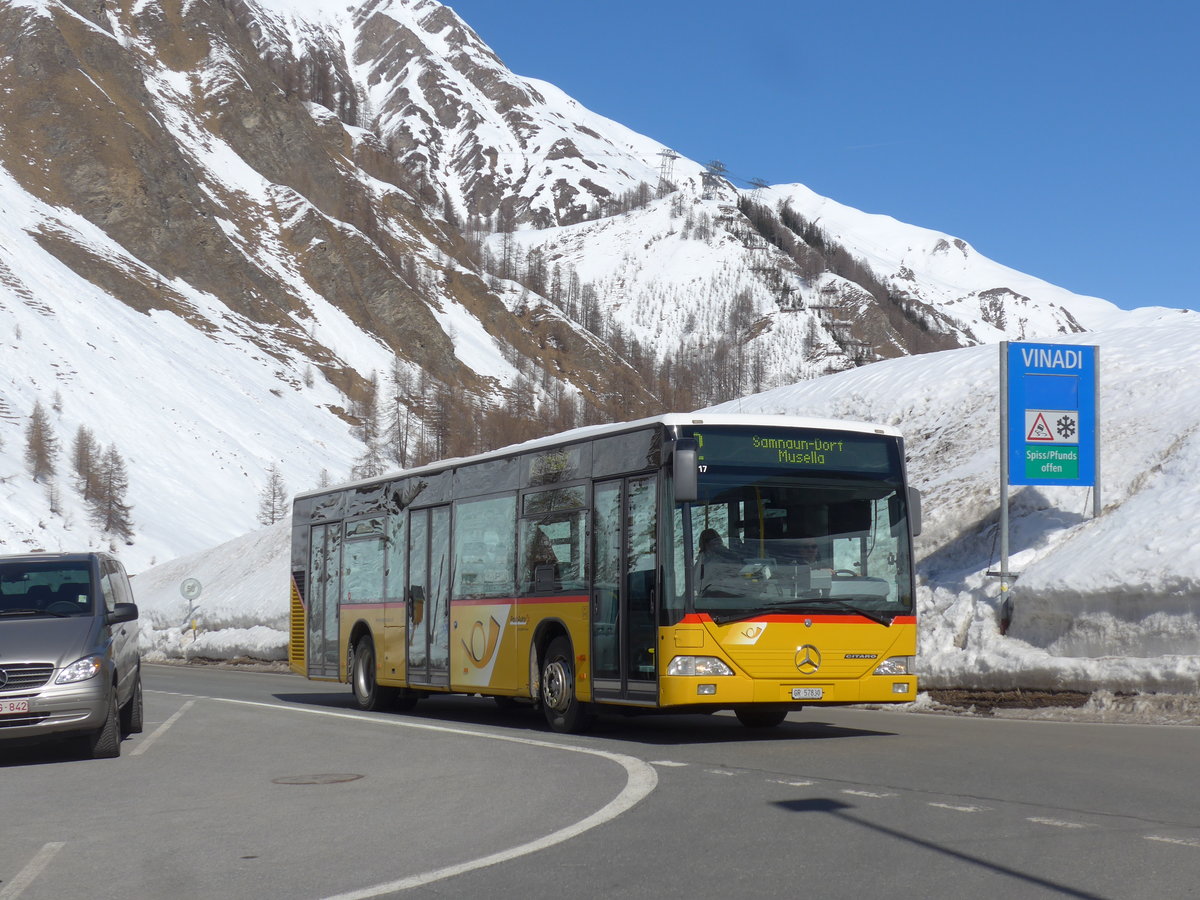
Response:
[289,413,920,732]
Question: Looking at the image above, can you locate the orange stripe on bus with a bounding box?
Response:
[682,613,916,625]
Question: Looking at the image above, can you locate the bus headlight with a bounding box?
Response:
[667,656,735,677]
[873,656,913,676]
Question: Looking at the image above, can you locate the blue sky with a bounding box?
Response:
[446,1,1196,312]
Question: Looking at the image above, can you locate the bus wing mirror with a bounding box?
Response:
[908,487,922,537]
[671,438,698,503]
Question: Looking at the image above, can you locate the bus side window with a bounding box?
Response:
[519,508,587,594]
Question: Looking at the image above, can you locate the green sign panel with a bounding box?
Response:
[1024,446,1079,480]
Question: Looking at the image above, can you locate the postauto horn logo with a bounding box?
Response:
[794,645,821,675]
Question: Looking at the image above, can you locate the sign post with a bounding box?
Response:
[997,342,1100,625]
[180,577,203,642]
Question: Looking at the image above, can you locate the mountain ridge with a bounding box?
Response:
[0,0,1162,570]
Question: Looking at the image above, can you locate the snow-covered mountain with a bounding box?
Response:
[0,0,1171,572]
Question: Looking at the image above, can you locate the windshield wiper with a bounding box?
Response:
[710,598,894,627]
[0,607,70,618]
[790,597,895,626]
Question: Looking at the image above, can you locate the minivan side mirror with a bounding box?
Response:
[108,602,139,625]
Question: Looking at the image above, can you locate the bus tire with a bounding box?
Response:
[352,635,397,711]
[735,707,788,728]
[540,636,591,734]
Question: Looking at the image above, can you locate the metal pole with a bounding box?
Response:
[1092,345,1102,518]
[999,343,1011,614]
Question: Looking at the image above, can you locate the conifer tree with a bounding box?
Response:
[72,425,100,499]
[24,400,59,483]
[89,444,134,541]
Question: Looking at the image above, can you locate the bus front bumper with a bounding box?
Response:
[657,673,917,707]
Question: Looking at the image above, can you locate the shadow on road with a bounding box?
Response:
[0,738,116,767]
[270,690,896,745]
[775,796,1106,899]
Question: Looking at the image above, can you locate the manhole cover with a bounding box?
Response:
[271,774,365,785]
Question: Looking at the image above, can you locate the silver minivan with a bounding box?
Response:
[0,552,142,758]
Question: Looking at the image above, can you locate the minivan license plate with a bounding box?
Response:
[792,687,823,700]
[1,699,30,714]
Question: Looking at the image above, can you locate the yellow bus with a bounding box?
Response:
[289,413,920,732]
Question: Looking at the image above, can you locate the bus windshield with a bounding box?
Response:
[676,428,914,624]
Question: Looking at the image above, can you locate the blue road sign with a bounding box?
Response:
[1004,342,1097,487]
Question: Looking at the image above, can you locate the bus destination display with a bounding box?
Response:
[689,428,894,474]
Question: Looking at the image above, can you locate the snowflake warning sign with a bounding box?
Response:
[1025,409,1079,445]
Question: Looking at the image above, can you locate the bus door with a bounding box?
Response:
[591,476,658,703]
[407,505,451,687]
[306,524,341,678]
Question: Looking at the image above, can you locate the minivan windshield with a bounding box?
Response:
[0,561,95,617]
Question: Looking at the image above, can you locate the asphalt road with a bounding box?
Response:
[2,664,1199,899]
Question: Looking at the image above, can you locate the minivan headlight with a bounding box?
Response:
[667,656,735,677]
[56,656,104,684]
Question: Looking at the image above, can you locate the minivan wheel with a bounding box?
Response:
[120,668,144,736]
[88,690,122,759]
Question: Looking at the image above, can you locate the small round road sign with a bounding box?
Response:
[180,578,203,601]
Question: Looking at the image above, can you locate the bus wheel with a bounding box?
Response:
[541,637,591,733]
[352,635,397,711]
[735,707,788,728]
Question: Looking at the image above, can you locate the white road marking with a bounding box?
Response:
[129,699,195,757]
[649,760,689,767]
[1028,817,1092,829]
[928,802,990,813]
[704,768,738,776]
[0,842,65,900]
[203,697,658,899]
[842,789,896,799]
[769,779,816,787]
[1145,835,1200,848]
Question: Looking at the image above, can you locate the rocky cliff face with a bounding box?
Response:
[0,0,652,426]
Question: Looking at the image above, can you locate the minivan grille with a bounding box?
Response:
[0,712,49,728]
[0,663,55,691]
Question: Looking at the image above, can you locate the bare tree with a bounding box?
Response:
[351,372,386,480]
[384,358,416,469]
[257,463,290,526]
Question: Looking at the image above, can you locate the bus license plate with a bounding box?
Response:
[1,699,30,714]
[792,687,823,700]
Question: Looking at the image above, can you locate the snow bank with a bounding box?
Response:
[133,522,291,662]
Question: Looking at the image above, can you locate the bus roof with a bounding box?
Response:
[295,412,903,501]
